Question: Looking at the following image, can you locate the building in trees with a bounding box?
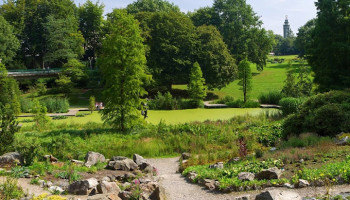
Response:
[283,16,292,38]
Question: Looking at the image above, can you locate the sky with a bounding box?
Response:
[76,0,317,36]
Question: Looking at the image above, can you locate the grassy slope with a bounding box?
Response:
[175,55,309,100]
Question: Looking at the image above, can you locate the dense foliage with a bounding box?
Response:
[188,62,207,106]
[40,98,69,113]
[0,15,20,65]
[308,0,350,91]
[98,10,148,131]
[283,91,350,137]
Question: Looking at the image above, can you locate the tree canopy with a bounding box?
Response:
[126,0,180,14]
[308,0,350,91]
[98,9,148,131]
[0,15,20,64]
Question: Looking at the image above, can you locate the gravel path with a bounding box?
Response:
[146,157,350,200]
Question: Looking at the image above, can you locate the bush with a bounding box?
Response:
[258,91,283,105]
[216,95,234,104]
[279,97,305,115]
[226,100,260,108]
[20,98,33,113]
[40,98,69,113]
[0,177,25,200]
[283,91,350,137]
[148,92,176,110]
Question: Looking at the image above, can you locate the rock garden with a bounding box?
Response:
[0,151,163,200]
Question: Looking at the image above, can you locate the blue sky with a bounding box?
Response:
[74,0,317,36]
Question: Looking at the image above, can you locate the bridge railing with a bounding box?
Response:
[8,68,62,74]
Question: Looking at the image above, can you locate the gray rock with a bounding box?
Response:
[182,152,191,160]
[238,172,255,181]
[0,152,23,167]
[97,181,121,194]
[38,180,46,188]
[71,159,84,166]
[46,181,53,188]
[133,154,146,165]
[101,176,111,182]
[255,190,301,200]
[68,180,90,195]
[86,178,99,189]
[48,186,64,194]
[119,191,132,200]
[336,136,349,146]
[204,180,216,191]
[298,179,310,188]
[209,162,224,169]
[84,152,106,167]
[108,159,138,171]
[256,167,282,180]
[236,195,250,200]
[110,156,128,161]
[186,172,197,182]
[270,147,277,152]
[228,157,240,164]
[283,183,294,189]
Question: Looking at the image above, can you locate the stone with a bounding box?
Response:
[228,157,240,164]
[122,182,132,189]
[71,159,84,166]
[0,152,23,167]
[97,181,121,194]
[238,172,255,181]
[255,190,301,200]
[102,176,111,182]
[270,147,277,152]
[236,195,250,200]
[85,152,106,167]
[46,181,53,188]
[186,172,197,182]
[43,155,58,163]
[110,156,128,161]
[118,191,132,200]
[204,181,216,191]
[209,162,224,169]
[48,186,64,194]
[68,180,90,195]
[133,154,146,165]
[88,194,122,200]
[336,136,349,146]
[283,183,294,189]
[256,167,282,180]
[38,180,46,188]
[299,159,304,163]
[108,159,138,171]
[182,152,191,160]
[86,178,99,189]
[297,179,310,188]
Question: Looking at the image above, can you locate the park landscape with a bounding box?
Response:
[0,0,349,200]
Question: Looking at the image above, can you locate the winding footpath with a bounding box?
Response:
[146,157,350,200]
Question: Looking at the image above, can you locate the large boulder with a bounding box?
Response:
[255,190,301,200]
[256,167,282,180]
[0,152,23,167]
[68,180,90,195]
[108,157,138,171]
[86,178,99,189]
[97,181,121,194]
[238,172,255,181]
[297,179,310,188]
[133,154,146,166]
[85,152,106,167]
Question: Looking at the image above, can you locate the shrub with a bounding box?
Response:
[279,97,305,115]
[216,95,234,104]
[40,98,69,113]
[148,92,176,110]
[282,91,350,137]
[20,98,33,113]
[243,100,260,108]
[226,100,260,108]
[0,177,25,200]
[258,91,283,105]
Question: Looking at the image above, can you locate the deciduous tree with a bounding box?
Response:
[126,0,180,14]
[98,9,148,131]
[0,15,20,64]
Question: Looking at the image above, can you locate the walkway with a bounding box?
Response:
[204,101,228,109]
[19,108,89,118]
[146,157,350,200]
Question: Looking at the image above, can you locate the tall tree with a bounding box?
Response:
[126,0,180,14]
[0,15,20,64]
[295,19,316,57]
[0,63,21,115]
[308,0,350,91]
[98,9,148,131]
[136,12,197,89]
[78,0,104,64]
[191,0,273,70]
[43,15,84,67]
[195,25,237,89]
[188,62,207,106]
[238,59,252,103]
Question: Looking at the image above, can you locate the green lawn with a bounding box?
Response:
[18,108,276,127]
[174,55,311,100]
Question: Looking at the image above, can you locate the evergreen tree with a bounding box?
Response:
[89,96,96,114]
[32,99,51,130]
[98,9,148,131]
[238,59,252,103]
[188,62,207,106]
[282,71,299,97]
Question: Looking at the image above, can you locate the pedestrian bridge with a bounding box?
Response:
[8,68,61,79]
